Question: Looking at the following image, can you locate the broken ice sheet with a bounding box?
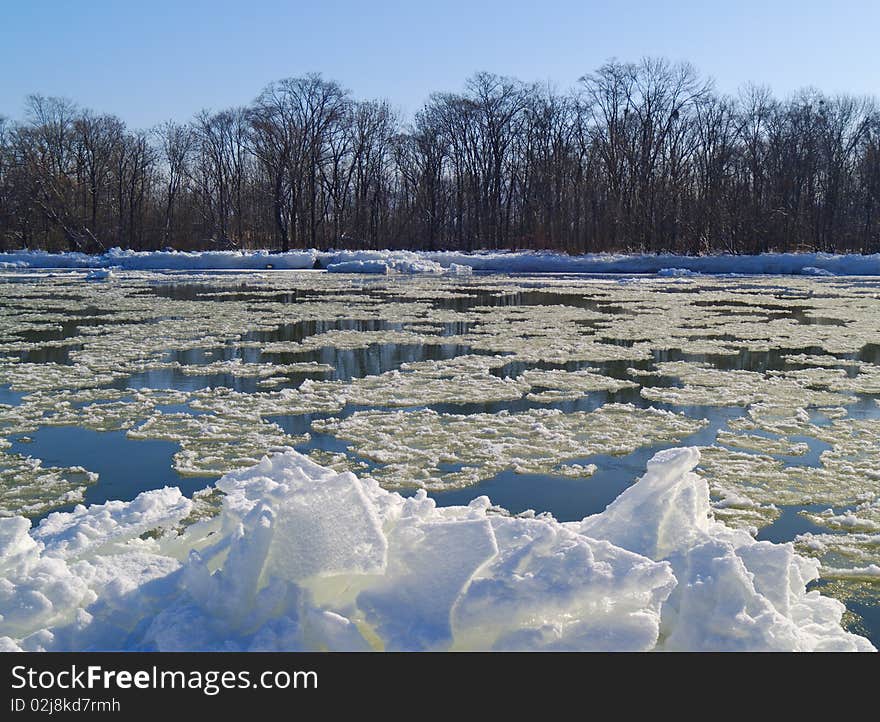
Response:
[715,430,810,457]
[520,368,638,402]
[0,450,97,517]
[313,403,707,490]
[641,361,856,408]
[698,413,880,545]
[177,359,334,377]
[128,411,308,477]
[800,499,880,534]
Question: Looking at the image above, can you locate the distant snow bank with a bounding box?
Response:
[3,247,880,276]
[0,447,871,651]
[0,247,318,271]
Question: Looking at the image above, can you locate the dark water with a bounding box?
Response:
[0,384,24,405]
[9,427,215,511]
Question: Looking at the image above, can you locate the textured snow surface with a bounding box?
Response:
[0,448,871,651]
[4,247,880,275]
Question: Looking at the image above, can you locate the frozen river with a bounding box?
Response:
[1,268,879,649]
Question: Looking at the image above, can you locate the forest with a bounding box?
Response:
[1,58,878,255]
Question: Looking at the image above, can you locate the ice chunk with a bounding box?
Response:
[658,267,701,277]
[259,469,389,582]
[802,266,836,276]
[579,447,709,559]
[324,251,447,275]
[451,516,674,651]
[84,269,115,281]
[0,448,871,651]
[578,447,874,651]
[359,514,497,651]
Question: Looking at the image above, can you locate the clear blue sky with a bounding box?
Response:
[1,0,877,128]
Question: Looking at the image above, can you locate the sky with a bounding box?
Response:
[1,0,878,129]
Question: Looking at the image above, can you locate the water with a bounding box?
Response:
[9,427,215,512]
[1,268,879,645]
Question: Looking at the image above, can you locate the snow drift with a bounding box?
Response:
[324,251,471,275]
[325,255,446,275]
[0,447,871,652]
[4,247,880,276]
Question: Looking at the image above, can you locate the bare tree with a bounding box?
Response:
[1,60,879,256]
[154,121,193,247]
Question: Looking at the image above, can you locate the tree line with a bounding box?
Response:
[1,58,879,255]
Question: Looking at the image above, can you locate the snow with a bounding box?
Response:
[658,267,702,277]
[84,268,115,281]
[0,447,871,651]
[325,251,470,275]
[325,253,447,275]
[3,247,880,275]
[801,266,836,277]
[0,248,317,271]
[326,260,396,274]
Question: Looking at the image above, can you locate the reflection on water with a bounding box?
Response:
[119,341,482,394]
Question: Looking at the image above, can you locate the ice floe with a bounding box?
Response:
[313,404,707,490]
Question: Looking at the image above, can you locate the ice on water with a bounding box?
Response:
[3,266,880,646]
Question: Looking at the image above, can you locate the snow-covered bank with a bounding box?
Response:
[420,250,880,276]
[0,247,318,271]
[0,448,870,651]
[3,247,880,275]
